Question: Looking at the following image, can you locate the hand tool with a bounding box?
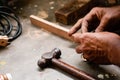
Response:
[37,48,96,80]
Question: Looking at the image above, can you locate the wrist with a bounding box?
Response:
[108,35,120,66]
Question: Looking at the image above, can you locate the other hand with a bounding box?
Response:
[72,32,120,66]
[69,6,120,36]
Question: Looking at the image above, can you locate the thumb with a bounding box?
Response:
[72,33,82,43]
[95,16,109,32]
[68,19,82,36]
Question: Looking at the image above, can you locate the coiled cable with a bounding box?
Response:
[0,6,22,42]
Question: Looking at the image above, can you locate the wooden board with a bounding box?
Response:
[55,0,97,25]
[30,15,73,41]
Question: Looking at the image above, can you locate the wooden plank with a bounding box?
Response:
[30,15,73,41]
[55,0,97,24]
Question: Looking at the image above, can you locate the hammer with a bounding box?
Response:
[37,48,96,80]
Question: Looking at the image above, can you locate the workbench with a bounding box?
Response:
[0,0,120,80]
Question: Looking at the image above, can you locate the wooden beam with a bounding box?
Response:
[30,15,73,41]
[55,0,96,25]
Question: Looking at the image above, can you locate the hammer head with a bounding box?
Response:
[37,48,61,69]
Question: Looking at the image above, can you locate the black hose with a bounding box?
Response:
[0,6,22,42]
[0,20,6,35]
[0,15,13,35]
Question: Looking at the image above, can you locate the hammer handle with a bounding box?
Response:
[52,58,96,80]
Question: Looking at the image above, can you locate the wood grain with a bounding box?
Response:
[30,15,73,41]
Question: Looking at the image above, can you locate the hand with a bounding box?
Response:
[68,6,120,36]
[72,32,120,66]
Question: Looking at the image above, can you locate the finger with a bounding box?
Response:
[95,16,109,32]
[72,33,82,43]
[76,45,83,53]
[83,52,97,62]
[85,8,97,21]
[83,53,90,60]
[81,11,96,33]
[75,39,92,54]
[68,19,82,36]
[81,20,88,33]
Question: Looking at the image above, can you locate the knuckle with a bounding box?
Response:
[76,47,81,53]
[77,18,82,23]
[92,7,101,11]
[73,34,81,42]
[76,45,83,53]
[80,33,89,39]
[83,53,89,59]
[104,15,111,20]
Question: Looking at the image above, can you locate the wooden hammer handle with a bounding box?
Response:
[52,58,96,80]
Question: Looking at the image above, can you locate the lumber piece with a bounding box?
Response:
[55,0,97,25]
[30,15,73,41]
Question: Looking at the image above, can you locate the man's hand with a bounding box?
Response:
[72,32,120,66]
[69,6,120,36]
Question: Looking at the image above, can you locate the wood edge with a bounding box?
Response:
[30,15,73,41]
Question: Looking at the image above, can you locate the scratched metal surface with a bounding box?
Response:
[0,0,120,80]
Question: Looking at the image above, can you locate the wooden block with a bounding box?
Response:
[30,15,73,41]
[0,36,9,47]
[55,0,97,25]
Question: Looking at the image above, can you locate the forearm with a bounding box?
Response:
[115,36,120,66]
[108,35,120,66]
[113,44,120,66]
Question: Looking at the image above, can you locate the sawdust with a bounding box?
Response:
[97,73,110,79]
[0,61,6,66]
[37,11,48,19]
[26,28,50,40]
[34,4,38,8]
[50,6,54,10]
[97,74,104,79]
[49,1,55,5]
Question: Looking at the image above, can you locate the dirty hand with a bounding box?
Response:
[69,6,120,36]
[72,32,120,66]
